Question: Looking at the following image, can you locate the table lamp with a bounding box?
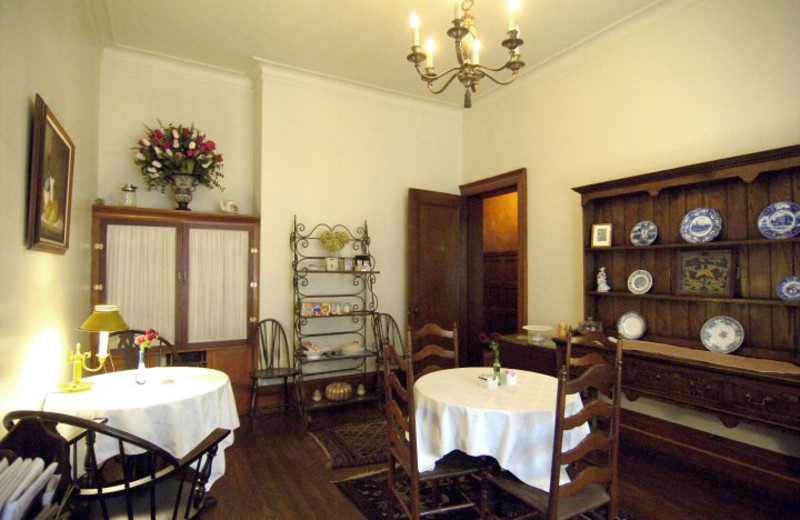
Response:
[60,304,129,392]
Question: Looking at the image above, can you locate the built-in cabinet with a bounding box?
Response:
[90,205,259,412]
[291,217,379,425]
[571,145,800,433]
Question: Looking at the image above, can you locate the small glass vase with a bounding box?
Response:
[135,349,149,385]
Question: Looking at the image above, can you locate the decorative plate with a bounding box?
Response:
[630,221,658,246]
[700,316,744,354]
[627,270,653,295]
[617,311,646,340]
[757,201,800,239]
[776,276,800,301]
[680,208,722,243]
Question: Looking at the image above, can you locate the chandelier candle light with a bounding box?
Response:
[407,0,524,108]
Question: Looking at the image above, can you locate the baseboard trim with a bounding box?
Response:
[620,409,800,497]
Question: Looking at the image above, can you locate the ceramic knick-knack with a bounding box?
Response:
[597,267,611,292]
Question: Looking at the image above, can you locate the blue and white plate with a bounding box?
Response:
[776,276,800,301]
[627,270,653,295]
[630,221,658,246]
[617,311,646,340]
[700,315,744,354]
[757,201,800,239]
[680,208,722,243]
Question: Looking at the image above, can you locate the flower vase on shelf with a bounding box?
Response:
[135,350,149,385]
[169,173,199,211]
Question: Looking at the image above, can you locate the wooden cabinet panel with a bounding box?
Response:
[91,205,260,413]
[207,345,253,413]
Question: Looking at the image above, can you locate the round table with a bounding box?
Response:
[43,366,240,488]
[414,366,589,491]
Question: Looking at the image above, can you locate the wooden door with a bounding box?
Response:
[407,188,468,365]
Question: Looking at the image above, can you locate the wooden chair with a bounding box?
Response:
[482,330,623,520]
[372,312,405,358]
[248,318,299,431]
[108,330,182,370]
[3,410,230,520]
[406,322,459,378]
[381,342,489,519]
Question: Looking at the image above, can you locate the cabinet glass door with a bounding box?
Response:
[106,224,177,340]
[187,228,249,343]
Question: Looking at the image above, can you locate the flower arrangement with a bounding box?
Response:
[133,122,224,192]
[134,328,160,351]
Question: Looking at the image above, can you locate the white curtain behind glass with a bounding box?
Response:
[188,229,248,342]
[106,225,177,340]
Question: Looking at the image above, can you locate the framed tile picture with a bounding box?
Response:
[677,249,734,297]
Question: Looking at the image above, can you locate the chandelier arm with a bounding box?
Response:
[412,64,463,83]
[427,70,463,95]
[475,68,519,86]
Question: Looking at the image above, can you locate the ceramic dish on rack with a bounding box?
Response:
[757,201,800,239]
[680,207,722,243]
[627,270,653,294]
[700,315,744,354]
[776,276,800,301]
[630,221,658,246]
[523,325,553,343]
[617,311,646,340]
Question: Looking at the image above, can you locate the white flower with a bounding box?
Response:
[173,139,179,148]
[153,146,162,157]
[172,129,179,139]
[151,160,162,168]
[147,166,156,173]
[135,152,145,161]
[188,141,196,150]
[139,138,151,147]
[165,149,174,157]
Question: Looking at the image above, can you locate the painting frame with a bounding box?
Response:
[27,94,75,254]
[591,223,612,248]
[676,249,735,297]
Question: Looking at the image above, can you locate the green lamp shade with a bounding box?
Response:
[79,304,129,332]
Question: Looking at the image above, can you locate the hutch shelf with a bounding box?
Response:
[572,145,800,434]
[291,217,380,425]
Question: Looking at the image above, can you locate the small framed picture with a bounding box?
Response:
[591,223,612,247]
[343,257,354,271]
[677,249,734,297]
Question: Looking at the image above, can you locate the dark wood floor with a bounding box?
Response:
[201,406,799,520]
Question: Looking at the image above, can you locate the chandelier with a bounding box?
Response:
[407,0,524,108]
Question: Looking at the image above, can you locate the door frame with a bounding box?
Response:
[460,168,527,365]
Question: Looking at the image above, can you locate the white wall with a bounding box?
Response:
[463,0,800,453]
[0,0,102,428]
[98,49,255,214]
[257,63,463,335]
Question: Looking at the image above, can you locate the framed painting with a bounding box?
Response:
[677,249,734,297]
[591,223,612,247]
[27,94,75,254]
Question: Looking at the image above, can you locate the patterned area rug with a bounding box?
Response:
[309,418,387,469]
[335,469,647,520]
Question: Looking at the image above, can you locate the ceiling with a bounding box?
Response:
[92,0,664,107]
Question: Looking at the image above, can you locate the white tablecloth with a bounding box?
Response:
[414,367,589,491]
[42,367,240,488]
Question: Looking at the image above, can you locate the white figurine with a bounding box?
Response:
[597,267,611,292]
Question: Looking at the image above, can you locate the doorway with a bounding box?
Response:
[461,169,527,365]
[407,169,527,367]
